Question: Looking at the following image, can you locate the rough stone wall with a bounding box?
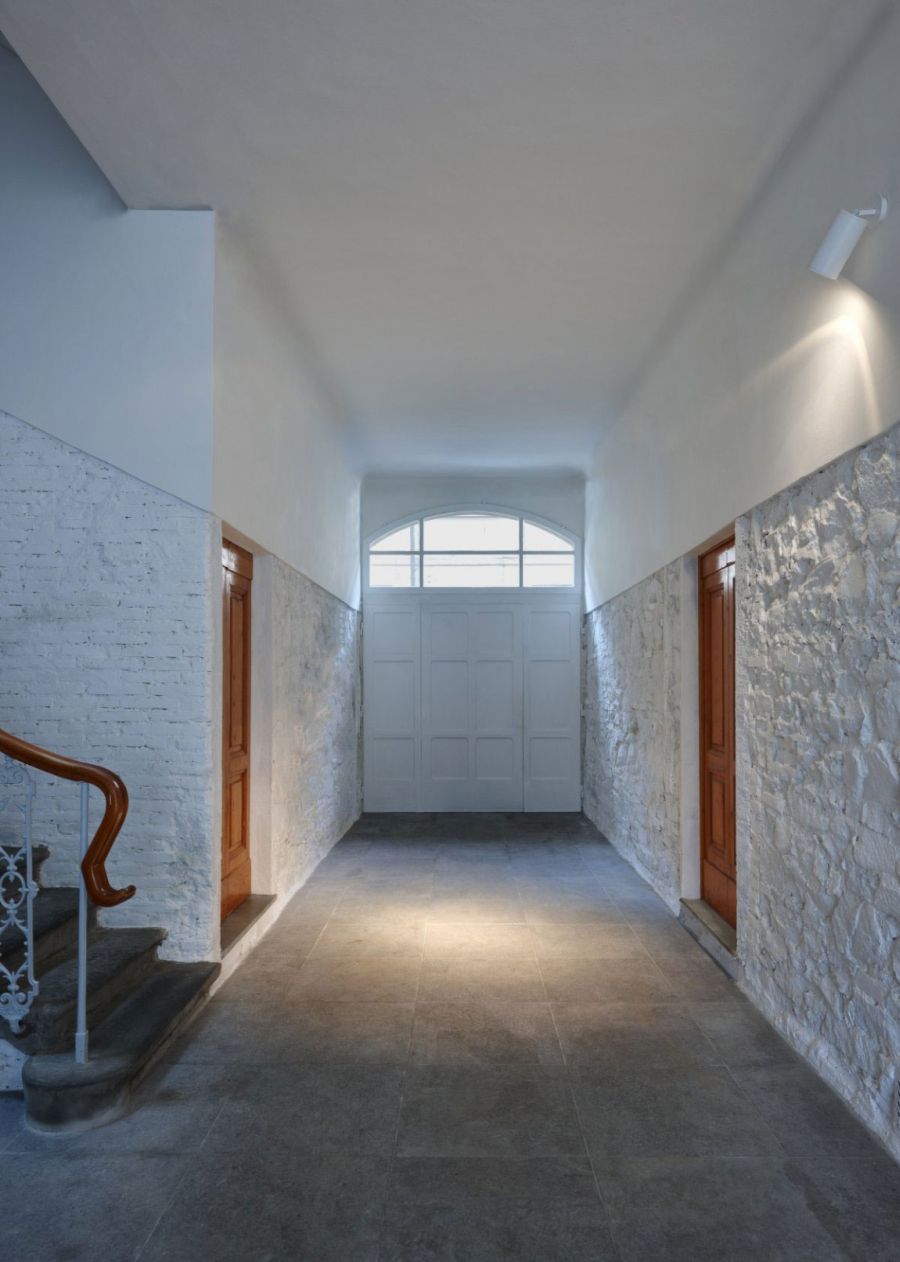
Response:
[736,421,900,1158]
[0,410,219,961]
[583,559,683,906]
[270,557,361,893]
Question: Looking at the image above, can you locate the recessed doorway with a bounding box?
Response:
[221,539,253,919]
[698,537,736,927]
[362,509,582,812]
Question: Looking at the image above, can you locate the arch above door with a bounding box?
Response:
[364,505,581,594]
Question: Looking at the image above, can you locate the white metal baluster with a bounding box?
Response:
[24,790,37,1007]
[75,782,89,1064]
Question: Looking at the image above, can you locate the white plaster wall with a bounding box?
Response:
[0,411,219,962]
[362,472,584,542]
[0,49,215,511]
[736,421,900,1160]
[585,6,900,611]
[213,226,362,610]
[583,561,683,909]
[268,558,361,891]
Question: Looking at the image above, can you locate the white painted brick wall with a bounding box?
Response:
[0,410,219,961]
[583,420,900,1159]
[270,557,361,892]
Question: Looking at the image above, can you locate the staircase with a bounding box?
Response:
[1,729,220,1132]
[1,843,219,1129]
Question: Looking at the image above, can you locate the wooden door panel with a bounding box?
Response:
[227,589,248,753]
[699,540,736,927]
[222,542,252,920]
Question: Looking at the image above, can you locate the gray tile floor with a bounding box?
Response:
[4,814,899,1261]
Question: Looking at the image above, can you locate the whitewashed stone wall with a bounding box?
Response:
[583,560,683,905]
[584,420,899,1159]
[269,558,361,892]
[0,410,219,961]
[737,421,900,1159]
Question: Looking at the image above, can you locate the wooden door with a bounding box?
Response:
[699,538,736,927]
[221,541,252,919]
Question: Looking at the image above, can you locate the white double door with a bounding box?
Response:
[363,592,581,812]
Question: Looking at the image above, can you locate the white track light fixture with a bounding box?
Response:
[810,196,888,280]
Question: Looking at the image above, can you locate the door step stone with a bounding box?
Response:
[679,898,739,978]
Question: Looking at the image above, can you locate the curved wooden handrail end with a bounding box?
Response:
[0,729,135,908]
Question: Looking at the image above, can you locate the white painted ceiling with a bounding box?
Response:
[0,0,879,472]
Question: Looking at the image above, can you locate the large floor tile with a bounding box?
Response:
[735,1063,887,1159]
[418,954,547,1002]
[4,1153,188,1262]
[291,953,421,1002]
[268,1000,414,1064]
[0,1090,25,1150]
[397,1069,585,1158]
[687,1001,801,1069]
[388,1154,598,1203]
[331,899,434,924]
[169,1001,318,1063]
[596,1156,848,1261]
[539,956,679,1004]
[428,896,524,923]
[785,1154,900,1261]
[307,916,426,958]
[213,957,313,1004]
[651,954,742,1004]
[553,1002,721,1075]
[410,1002,564,1069]
[528,922,648,960]
[204,1064,405,1156]
[379,1194,619,1261]
[520,895,627,926]
[423,920,536,958]
[575,1064,783,1160]
[141,1150,389,1262]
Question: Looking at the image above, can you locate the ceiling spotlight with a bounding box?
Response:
[810,196,888,280]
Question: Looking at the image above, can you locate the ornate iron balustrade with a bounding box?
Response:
[0,756,39,1034]
[0,731,132,1065]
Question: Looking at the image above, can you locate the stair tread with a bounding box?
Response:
[0,886,80,949]
[23,961,220,1090]
[31,926,167,1012]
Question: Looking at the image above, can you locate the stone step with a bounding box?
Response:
[8,926,167,1055]
[1,887,97,976]
[23,960,221,1130]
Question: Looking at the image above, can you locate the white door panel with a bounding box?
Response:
[524,602,581,810]
[421,603,522,810]
[363,603,419,810]
[363,592,580,812]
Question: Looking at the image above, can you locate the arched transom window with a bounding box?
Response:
[368,511,577,589]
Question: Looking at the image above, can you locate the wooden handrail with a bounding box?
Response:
[0,729,134,907]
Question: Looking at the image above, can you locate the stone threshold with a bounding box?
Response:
[679,898,739,979]
[221,894,276,957]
